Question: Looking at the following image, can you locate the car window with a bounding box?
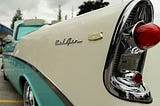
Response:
[16,25,42,40]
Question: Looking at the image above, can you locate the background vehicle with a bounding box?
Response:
[12,19,45,41]
[2,19,46,79]
[2,0,160,106]
[0,24,13,53]
[2,19,45,52]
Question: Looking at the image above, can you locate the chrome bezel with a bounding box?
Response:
[103,0,153,103]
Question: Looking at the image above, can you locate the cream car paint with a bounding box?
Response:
[11,1,160,106]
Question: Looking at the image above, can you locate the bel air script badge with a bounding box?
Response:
[55,38,83,46]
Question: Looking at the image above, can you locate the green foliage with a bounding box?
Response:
[0,46,2,54]
[10,8,23,29]
[77,0,109,16]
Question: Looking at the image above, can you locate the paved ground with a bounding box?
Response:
[0,58,23,106]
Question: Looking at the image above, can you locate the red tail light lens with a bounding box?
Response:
[134,22,160,49]
[134,73,142,84]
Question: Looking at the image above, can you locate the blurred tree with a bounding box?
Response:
[77,0,109,16]
[57,5,62,21]
[10,8,23,29]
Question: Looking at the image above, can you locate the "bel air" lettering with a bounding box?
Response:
[55,38,83,46]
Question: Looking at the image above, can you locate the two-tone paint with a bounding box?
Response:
[2,0,160,106]
[2,55,66,106]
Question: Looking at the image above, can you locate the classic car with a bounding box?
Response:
[1,0,160,106]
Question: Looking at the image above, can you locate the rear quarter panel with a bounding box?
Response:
[13,2,127,105]
[11,1,160,106]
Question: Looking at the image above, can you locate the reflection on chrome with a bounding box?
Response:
[111,70,152,102]
[104,0,153,103]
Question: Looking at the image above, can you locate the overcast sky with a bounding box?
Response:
[0,0,159,28]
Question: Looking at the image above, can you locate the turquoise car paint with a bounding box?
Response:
[3,20,44,52]
[1,19,71,106]
[12,20,44,41]
[3,42,16,52]
[16,25,43,40]
[13,20,24,38]
[2,54,66,106]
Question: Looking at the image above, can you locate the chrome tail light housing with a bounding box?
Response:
[103,0,157,103]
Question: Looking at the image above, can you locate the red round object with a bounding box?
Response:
[134,22,160,49]
[134,73,142,84]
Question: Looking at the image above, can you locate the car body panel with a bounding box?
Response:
[12,2,130,105]
[2,0,160,106]
[2,55,65,106]
[143,44,160,106]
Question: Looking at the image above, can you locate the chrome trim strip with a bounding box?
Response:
[103,0,153,103]
[37,70,74,106]
[3,54,73,106]
[3,52,13,56]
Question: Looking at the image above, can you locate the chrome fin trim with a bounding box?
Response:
[103,0,153,103]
